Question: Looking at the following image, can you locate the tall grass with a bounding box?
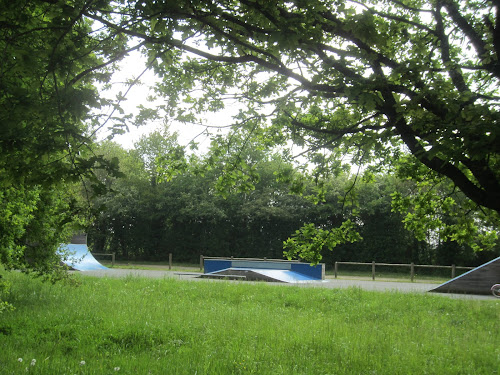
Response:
[0,272,498,374]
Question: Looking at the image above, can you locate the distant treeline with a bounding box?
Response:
[87,134,499,267]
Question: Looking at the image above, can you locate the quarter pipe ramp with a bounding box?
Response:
[59,243,108,271]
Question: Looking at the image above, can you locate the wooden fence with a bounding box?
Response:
[91,253,475,282]
[333,261,475,282]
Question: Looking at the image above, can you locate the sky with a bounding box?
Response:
[97,50,233,153]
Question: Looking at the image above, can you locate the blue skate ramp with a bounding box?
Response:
[59,244,108,271]
[202,259,325,283]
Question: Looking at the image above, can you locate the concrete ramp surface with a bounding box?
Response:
[239,268,321,283]
[59,244,108,271]
[203,267,322,283]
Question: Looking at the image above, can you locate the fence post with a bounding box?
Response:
[334,262,338,279]
[169,253,172,270]
[451,264,456,279]
[410,262,415,282]
[200,255,204,272]
[112,253,115,267]
[372,261,375,280]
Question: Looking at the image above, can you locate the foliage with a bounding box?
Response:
[88,137,499,266]
[0,0,125,275]
[391,156,500,252]
[0,183,85,275]
[0,0,110,187]
[283,220,362,264]
[72,0,500,258]
[80,0,500,210]
[88,136,323,262]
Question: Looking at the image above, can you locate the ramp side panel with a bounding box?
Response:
[207,268,281,282]
[290,263,324,280]
[212,267,322,283]
[431,256,500,295]
[59,244,108,271]
[204,260,232,274]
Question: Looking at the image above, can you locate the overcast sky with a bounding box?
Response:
[97,50,234,153]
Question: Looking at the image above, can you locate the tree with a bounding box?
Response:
[0,0,130,279]
[1,0,109,187]
[0,0,100,275]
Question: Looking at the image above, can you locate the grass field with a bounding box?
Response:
[1,272,498,374]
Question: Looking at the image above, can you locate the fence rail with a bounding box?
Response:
[333,261,475,282]
[89,253,475,282]
[201,256,301,262]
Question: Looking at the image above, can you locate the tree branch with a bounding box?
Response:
[374,60,500,211]
[434,2,470,93]
[442,1,490,62]
[350,0,435,34]
[287,112,386,137]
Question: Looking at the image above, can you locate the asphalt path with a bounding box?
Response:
[75,268,496,300]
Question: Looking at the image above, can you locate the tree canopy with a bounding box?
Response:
[79,0,500,213]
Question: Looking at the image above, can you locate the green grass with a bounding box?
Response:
[1,272,498,375]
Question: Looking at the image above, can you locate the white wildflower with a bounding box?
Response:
[30,359,36,366]
[80,360,86,366]
[17,358,23,363]
[114,367,120,371]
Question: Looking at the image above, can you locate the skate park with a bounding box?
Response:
[59,236,496,300]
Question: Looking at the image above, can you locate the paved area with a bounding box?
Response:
[75,269,496,300]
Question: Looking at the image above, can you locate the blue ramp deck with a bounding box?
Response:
[59,244,108,271]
